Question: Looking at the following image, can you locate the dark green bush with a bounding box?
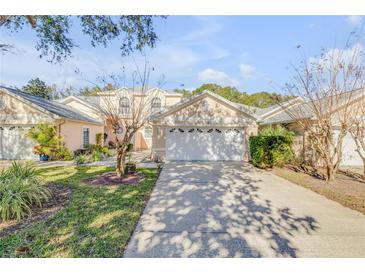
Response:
[249,135,294,168]
[127,143,134,152]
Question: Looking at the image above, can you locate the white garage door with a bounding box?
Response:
[341,132,363,166]
[0,126,37,160]
[166,127,245,161]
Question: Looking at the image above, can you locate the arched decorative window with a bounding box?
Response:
[144,126,153,138]
[119,97,131,115]
[151,97,161,113]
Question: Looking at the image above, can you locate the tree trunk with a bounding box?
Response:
[116,150,126,177]
[363,158,365,179]
[326,163,335,182]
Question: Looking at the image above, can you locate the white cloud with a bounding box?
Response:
[198,68,239,86]
[308,43,364,67]
[346,16,364,27]
[239,64,255,78]
[0,36,201,89]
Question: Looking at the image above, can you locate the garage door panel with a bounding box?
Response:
[0,126,37,160]
[166,127,244,161]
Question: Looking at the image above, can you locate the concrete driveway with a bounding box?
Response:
[124,162,365,257]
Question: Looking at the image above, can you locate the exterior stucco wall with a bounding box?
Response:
[152,125,167,161]
[63,100,101,120]
[134,129,150,151]
[59,120,104,151]
[165,96,182,107]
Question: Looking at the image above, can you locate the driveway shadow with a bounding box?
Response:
[124,162,319,257]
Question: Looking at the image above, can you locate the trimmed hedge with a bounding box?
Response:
[249,135,294,168]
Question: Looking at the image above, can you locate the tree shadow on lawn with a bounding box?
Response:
[0,166,158,258]
[125,162,319,258]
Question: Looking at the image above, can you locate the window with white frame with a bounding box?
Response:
[119,97,131,115]
[83,128,90,148]
[144,126,152,138]
[151,97,161,113]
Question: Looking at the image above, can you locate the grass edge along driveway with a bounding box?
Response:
[0,165,158,257]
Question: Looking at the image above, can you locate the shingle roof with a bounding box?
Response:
[0,86,103,125]
[259,88,365,125]
[75,96,101,108]
[259,103,313,125]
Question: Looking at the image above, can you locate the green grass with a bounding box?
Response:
[0,165,158,257]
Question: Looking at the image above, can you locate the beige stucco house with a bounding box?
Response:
[3,83,364,166]
[150,90,258,161]
[257,88,365,166]
[0,86,104,160]
[58,87,183,151]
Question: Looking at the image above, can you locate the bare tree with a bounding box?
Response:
[283,43,365,181]
[96,60,159,177]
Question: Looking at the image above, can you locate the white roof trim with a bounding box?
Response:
[58,96,99,111]
[259,97,305,119]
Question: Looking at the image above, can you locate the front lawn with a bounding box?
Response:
[272,167,365,215]
[0,166,158,257]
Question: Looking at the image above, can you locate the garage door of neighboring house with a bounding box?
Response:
[0,126,37,160]
[166,127,245,161]
[340,132,363,166]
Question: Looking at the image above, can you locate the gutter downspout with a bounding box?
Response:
[57,119,66,140]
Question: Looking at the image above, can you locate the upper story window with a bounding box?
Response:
[151,97,161,113]
[119,97,131,115]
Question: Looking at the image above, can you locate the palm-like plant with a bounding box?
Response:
[0,162,51,221]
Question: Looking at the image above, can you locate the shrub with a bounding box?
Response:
[259,125,295,142]
[55,146,73,161]
[127,143,134,152]
[96,133,103,146]
[101,146,113,157]
[250,127,294,169]
[91,150,104,162]
[27,123,60,157]
[0,162,51,221]
[27,123,71,160]
[75,154,88,165]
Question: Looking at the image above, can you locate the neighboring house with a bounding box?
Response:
[256,88,365,166]
[0,86,104,160]
[58,87,183,151]
[150,90,258,161]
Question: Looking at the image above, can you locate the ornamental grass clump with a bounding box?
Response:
[0,162,51,221]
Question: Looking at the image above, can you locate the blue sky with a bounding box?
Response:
[1,16,364,93]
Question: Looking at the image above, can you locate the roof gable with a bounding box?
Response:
[151,90,257,121]
[259,88,365,125]
[57,95,100,111]
[0,86,102,125]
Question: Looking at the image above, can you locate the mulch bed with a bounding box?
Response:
[0,184,72,237]
[84,172,145,186]
[272,166,365,214]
